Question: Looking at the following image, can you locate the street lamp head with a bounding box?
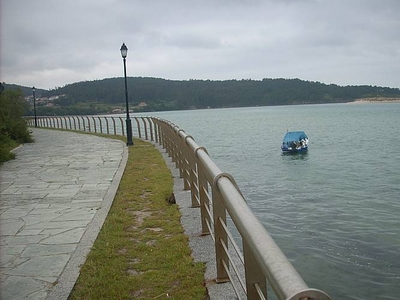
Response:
[120,43,128,58]
[32,86,35,92]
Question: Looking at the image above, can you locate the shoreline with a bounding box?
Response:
[349,97,400,104]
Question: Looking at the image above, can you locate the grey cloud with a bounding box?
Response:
[1,0,400,89]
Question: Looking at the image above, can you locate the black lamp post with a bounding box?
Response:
[32,86,37,127]
[120,43,133,146]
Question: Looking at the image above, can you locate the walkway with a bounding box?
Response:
[0,128,127,300]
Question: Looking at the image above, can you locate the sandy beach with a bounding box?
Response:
[349,97,400,104]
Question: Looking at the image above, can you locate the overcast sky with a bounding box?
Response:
[1,0,399,90]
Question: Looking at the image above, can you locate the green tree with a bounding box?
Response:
[0,88,33,163]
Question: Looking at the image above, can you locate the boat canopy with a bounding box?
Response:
[282,131,308,142]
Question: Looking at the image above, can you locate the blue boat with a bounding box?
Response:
[281,131,309,153]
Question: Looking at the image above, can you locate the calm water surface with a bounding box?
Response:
[133,103,400,299]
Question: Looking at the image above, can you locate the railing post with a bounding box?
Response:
[73,117,77,130]
[111,117,116,135]
[156,119,165,147]
[212,175,230,283]
[188,149,200,207]
[141,117,148,140]
[161,120,167,149]
[172,128,182,165]
[243,241,267,300]
[97,117,103,133]
[181,134,192,191]
[196,151,211,235]
[146,117,154,141]
[151,117,158,143]
[82,117,86,131]
[119,117,125,136]
[92,117,97,133]
[161,121,169,150]
[86,116,91,132]
[134,117,141,138]
[104,117,109,134]
[165,123,174,155]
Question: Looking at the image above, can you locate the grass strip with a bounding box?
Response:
[69,137,207,299]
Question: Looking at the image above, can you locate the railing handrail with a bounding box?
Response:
[27,115,331,300]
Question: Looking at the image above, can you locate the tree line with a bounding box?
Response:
[43,77,400,109]
[4,77,400,115]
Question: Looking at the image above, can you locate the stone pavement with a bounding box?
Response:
[0,128,127,300]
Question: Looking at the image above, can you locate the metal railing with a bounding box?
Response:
[28,116,331,300]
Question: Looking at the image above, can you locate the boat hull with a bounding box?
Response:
[281,146,308,154]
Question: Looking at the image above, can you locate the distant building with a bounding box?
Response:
[112,108,123,113]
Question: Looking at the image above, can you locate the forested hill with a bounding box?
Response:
[7,77,400,113]
[44,77,400,109]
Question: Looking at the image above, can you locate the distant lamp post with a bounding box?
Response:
[120,42,133,146]
[32,86,37,127]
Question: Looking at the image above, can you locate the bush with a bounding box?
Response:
[0,134,17,163]
[0,88,33,163]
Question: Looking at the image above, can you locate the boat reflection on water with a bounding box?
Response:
[281,151,309,160]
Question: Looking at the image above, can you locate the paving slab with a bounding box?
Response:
[0,128,127,300]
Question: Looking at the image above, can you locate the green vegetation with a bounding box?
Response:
[35,101,122,116]
[0,88,33,163]
[69,137,207,300]
[5,77,400,116]
[43,77,400,111]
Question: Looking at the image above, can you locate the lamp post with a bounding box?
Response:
[120,42,133,146]
[32,86,37,127]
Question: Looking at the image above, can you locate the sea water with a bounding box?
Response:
[133,103,400,299]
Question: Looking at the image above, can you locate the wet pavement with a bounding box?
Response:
[0,128,127,300]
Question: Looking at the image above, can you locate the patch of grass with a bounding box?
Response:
[69,137,207,300]
[0,135,19,164]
